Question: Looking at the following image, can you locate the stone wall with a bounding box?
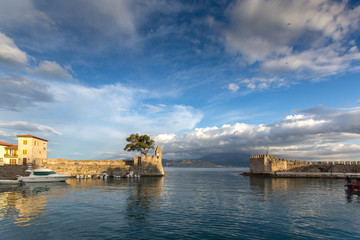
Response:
[32,146,165,177]
[269,156,288,172]
[250,154,269,173]
[133,146,164,175]
[34,158,133,176]
[250,153,360,173]
[289,164,360,173]
[0,165,28,179]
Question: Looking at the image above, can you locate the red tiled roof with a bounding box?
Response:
[0,141,13,146]
[16,134,48,142]
[5,144,18,149]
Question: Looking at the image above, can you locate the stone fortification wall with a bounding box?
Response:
[289,164,360,173]
[250,154,269,173]
[34,158,133,176]
[250,154,360,173]
[32,146,165,177]
[133,146,164,176]
[250,154,290,173]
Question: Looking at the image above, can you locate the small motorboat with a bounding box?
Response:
[100,173,109,180]
[17,168,70,183]
[345,176,360,191]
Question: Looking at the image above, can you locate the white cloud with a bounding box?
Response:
[262,43,360,78]
[0,1,54,31]
[0,32,73,82]
[228,83,239,92]
[0,32,27,66]
[0,76,54,111]
[0,121,60,135]
[235,77,288,91]
[30,60,75,81]
[223,0,360,78]
[155,133,176,143]
[0,31,203,158]
[143,104,165,113]
[91,0,137,44]
[0,120,60,145]
[156,106,360,161]
[0,79,203,158]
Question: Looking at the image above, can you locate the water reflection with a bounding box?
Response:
[249,176,347,203]
[249,177,300,202]
[0,182,68,226]
[345,190,360,203]
[126,177,164,223]
[250,176,309,194]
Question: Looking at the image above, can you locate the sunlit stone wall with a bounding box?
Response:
[249,154,360,173]
[34,158,132,176]
[33,146,165,176]
[133,146,164,175]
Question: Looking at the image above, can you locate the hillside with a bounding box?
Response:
[163,152,250,168]
[163,159,221,168]
[197,152,250,167]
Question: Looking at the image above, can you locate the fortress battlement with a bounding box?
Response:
[33,146,164,177]
[249,153,360,173]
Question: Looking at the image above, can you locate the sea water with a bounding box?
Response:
[1,167,360,239]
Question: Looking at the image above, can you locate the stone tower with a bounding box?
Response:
[133,145,165,175]
[154,145,164,175]
[155,145,162,162]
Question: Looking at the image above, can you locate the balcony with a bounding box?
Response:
[4,154,18,158]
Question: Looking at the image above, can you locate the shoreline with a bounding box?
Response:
[241,171,360,179]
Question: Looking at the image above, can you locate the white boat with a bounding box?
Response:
[17,168,70,183]
[0,179,20,185]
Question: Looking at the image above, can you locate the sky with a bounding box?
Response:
[0,0,360,162]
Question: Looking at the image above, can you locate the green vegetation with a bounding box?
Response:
[124,133,155,156]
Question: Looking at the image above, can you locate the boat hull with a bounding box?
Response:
[18,174,70,183]
[345,183,360,191]
[0,180,19,185]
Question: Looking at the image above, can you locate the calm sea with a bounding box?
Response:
[1,167,360,239]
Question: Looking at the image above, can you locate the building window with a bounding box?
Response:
[23,140,27,145]
[39,150,42,154]
[23,149,27,155]
[43,143,46,150]
[10,159,17,165]
[34,141,38,146]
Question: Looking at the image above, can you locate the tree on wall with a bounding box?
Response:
[123,133,155,157]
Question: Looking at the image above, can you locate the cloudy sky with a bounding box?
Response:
[0,0,360,162]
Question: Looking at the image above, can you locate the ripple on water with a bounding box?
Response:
[1,169,360,239]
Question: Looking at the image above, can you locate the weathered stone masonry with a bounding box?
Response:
[250,153,360,174]
[33,146,165,177]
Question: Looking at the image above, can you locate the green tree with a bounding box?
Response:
[124,133,155,156]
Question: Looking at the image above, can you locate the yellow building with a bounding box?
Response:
[0,142,18,165]
[17,135,48,165]
[0,135,48,166]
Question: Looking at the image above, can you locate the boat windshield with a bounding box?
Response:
[33,171,56,176]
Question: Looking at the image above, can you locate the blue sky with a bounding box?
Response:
[0,0,360,161]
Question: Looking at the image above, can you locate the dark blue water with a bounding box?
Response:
[1,168,360,239]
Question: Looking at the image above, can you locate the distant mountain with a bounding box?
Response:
[197,152,250,167]
[163,159,220,168]
[163,152,250,168]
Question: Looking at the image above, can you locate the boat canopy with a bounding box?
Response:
[33,171,56,176]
